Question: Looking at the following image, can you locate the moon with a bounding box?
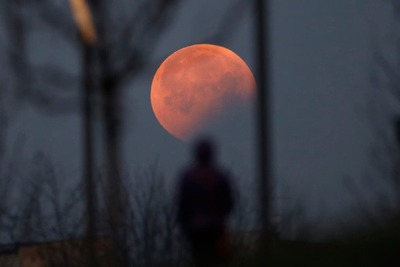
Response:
[150,44,256,141]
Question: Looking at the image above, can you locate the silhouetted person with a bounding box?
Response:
[176,137,234,266]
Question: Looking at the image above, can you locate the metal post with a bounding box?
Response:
[69,0,98,265]
[254,0,271,243]
[82,41,96,267]
[90,1,125,264]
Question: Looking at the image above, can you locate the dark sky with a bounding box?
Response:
[7,0,393,236]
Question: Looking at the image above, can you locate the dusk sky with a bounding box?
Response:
[5,0,395,236]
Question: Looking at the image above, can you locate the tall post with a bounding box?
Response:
[3,0,25,162]
[69,0,97,265]
[90,1,125,264]
[254,0,271,242]
[394,117,400,206]
[82,41,96,266]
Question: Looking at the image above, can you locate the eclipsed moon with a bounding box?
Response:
[151,44,256,141]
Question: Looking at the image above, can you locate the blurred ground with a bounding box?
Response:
[228,222,400,267]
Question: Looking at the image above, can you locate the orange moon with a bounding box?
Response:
[150,44,256,141]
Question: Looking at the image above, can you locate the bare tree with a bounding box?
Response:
[2,1,183,264]
[368,0,400,216]
[345,0,400,229]
[0,1,255,265]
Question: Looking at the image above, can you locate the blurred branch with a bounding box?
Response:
[137,0,250,80]
[69,0,97,44]
[202,0,249,44]
[347,0,400,230]
[31,0,77,41]
[36,64,80,89]
[106,0,181,88]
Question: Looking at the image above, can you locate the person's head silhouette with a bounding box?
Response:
[193,137,215,166]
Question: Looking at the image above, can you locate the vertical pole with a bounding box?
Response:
[69,0,98,264]
[90,1,125,264]
[254,0,271,242]
[82,41,96,266]
[394,117,400,206]
[9,0,26,100]
[2,0,24,162]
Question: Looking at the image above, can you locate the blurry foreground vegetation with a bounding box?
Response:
[227,219,400,267]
